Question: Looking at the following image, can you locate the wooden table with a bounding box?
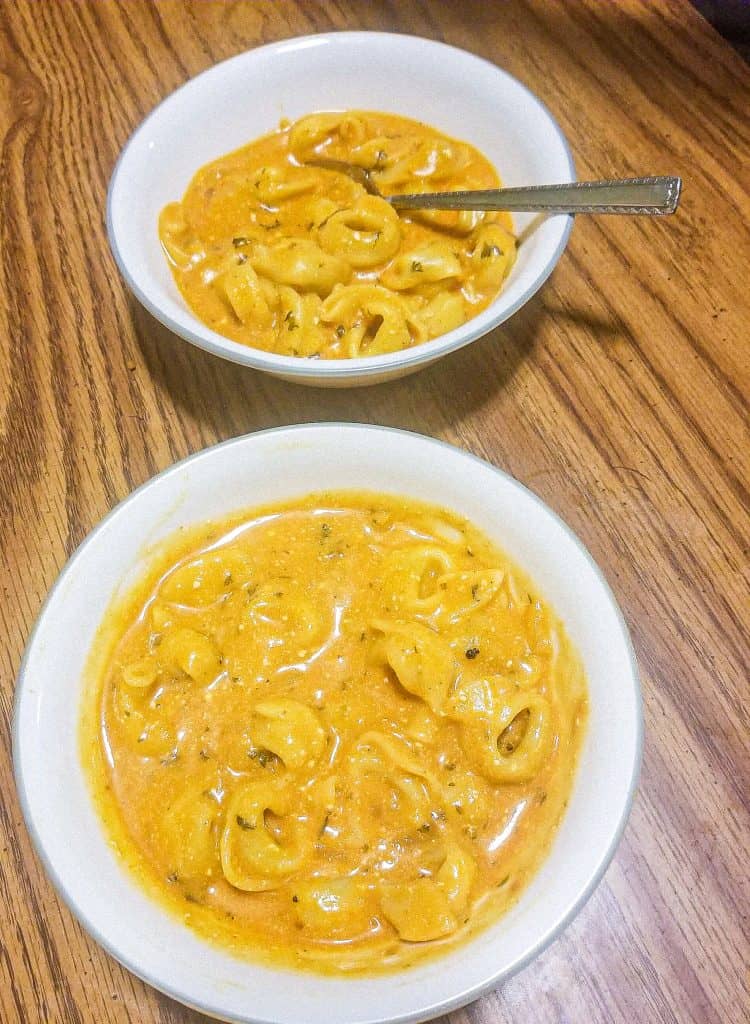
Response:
[1,2,748,1021]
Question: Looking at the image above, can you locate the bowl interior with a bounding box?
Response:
[15,425,641,1024]
[108,32,574,375]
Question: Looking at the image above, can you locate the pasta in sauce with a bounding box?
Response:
[159,111,516,359]
[81,493,587,973]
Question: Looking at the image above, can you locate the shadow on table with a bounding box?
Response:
[155,991,214,1023]
[128,293,546,441]
[538,301,630,344]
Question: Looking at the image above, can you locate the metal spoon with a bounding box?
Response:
[305,158,681,215]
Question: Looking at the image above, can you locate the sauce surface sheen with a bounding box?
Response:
[82,492,587,973]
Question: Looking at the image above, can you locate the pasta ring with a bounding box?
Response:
[320,283,426,356]
[288,111,366,158]
[220,781,308,892]
[460,691,555,783]
[318,196,401,269]
[251,699,326,770]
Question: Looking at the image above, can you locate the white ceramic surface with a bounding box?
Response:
[14,424,641,1024]
[107,32,574,387]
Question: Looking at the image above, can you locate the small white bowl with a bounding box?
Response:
[14,424,641,1024]
[107,32,574,387]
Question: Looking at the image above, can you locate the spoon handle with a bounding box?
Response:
[388,176,682,215]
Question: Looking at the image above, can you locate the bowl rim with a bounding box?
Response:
[106,30,575,379]
[13,423,643,1024]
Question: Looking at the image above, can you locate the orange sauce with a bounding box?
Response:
[81,492,587,973]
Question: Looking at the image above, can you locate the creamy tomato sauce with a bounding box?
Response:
[81,492,587,973]
[159,111,516,359]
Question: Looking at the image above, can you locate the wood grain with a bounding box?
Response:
[1,1,748,1021]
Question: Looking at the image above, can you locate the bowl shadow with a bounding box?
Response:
[128,294,546,444]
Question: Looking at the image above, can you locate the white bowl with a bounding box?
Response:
[107,32,574,387]
[14,424,641,1024]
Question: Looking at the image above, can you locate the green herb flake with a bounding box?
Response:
[411,259,423,272]
[249,748,274,767]
[236,814,255,831]
[481,243,502,259]
[465,646,480,660]
[232,236,251,248]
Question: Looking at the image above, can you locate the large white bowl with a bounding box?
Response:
[107,32,574,387]
[14,425,641,1024]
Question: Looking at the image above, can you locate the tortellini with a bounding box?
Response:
[288,111,367,159]
[220,261,274,327]
[373,619,455,714]
[121,658,159,690]
[418,291,467,336]
[220,780,308,891]
[380,547,503,623]
[159,627,222,686]
[380,241,462,290]
[159,201,199,269]
[159,790,220,881]
[292,877,373,937]
[318,195,402,269]
[379,876,457,942]
[464,223,517,294]
[380,544,456,614]
[251,699,326,769]
[378,842,476,941]
[451,678,555,783]
[252,164,318,203]
[320,283,427,356]
[159,110,517,358]
[251,239,351,294]
[276,286,329,356]
[109,682,176,756]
